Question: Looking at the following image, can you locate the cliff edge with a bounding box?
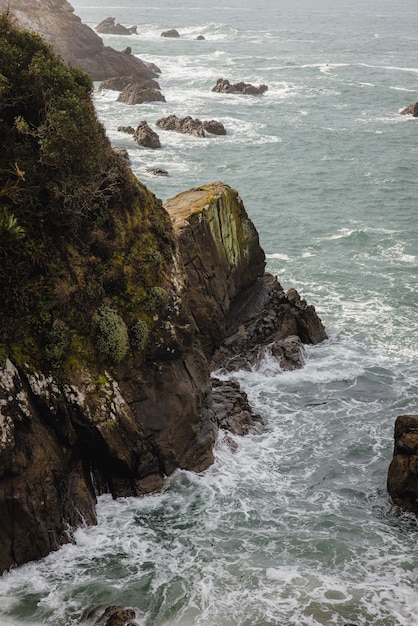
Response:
[0,16,327,573]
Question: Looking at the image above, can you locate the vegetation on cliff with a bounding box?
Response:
[0,14,175,373]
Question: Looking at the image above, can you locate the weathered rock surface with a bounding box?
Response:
[212,78,268,95]
[212,378,264,435]
[400,102,418,117]
[117,84,166,105]
[161,29,180,38]
[89,605,139,626]
[0,0,158,82]
[165,183,327,364]
[146,167,169,176]
[0,181,327,574]
[387,415,418,514]
[156,115,226,137]
[133,121,161,148]
[95,17,137,36]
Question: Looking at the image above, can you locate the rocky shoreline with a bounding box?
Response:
[0,0,416,585]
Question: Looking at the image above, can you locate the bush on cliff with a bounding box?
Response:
[0,14,175,372]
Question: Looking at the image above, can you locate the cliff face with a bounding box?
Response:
[0,17,328,573]
[0,0,157,81]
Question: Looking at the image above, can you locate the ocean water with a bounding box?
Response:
[1,0,418,624]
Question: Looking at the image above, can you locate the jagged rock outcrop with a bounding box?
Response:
[400,102,418,117]
[133,121,161,148]
[212,78,268,95]
[117,84,166,105]
[164,183,327,363]
[156,115,226,137]
[95,17,137,36]
[388,415,418,514]
[0,0,158,81]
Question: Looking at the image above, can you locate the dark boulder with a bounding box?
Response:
[117,83,166,105]
[146,167,169,176]
[400,102,418,117]
[95,17,137,36]
[203,119,227,135]
[196,35,206,40]
[212,378,264,435]
[156,115,226,137]
[212,78,268,95]
[133,121,161,148]
[117,125,135,134]
[91,605,139,626]
[388,415,418,514]
[161,29,180,37]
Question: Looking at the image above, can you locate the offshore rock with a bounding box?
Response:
[157,115,226,137]
[133,121,161,148]
[387,415,418,514]
[0,0,158,82]
[95,17,137,36]
[117,84,166,105]
[161,29,180,38]
[212,78,268,95]
[400,102,418,117]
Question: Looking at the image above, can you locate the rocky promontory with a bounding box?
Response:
[0,14,328,574]
[0,0,157,82]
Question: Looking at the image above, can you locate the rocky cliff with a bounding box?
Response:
[387,415,418,514]
[0,0,157,81]
[0,15,327,573]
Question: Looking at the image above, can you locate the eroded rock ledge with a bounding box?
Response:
[0,183,326,574]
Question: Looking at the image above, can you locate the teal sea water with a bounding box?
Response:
[1,0,418,624]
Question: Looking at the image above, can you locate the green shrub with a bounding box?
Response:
[130,320,150,353]
[44,320,69,369]
[96,306,129,363]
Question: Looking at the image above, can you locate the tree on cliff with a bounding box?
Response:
[0,14,175,371]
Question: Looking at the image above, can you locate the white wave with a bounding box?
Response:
[265,252,291,261]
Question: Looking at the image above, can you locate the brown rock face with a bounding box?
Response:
[117,84,166,105]
[165,183,266,356]
[156,115,226,138]
[133,121,161,148]
[0,181,327,573]
[400,102,418,117]
[387,415,418,514]
[0,0,158,81]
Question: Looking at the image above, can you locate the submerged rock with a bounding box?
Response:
[156,115,226,137]
[90,605,139,626]
[388,415,418,514]
[212,78,268,95]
